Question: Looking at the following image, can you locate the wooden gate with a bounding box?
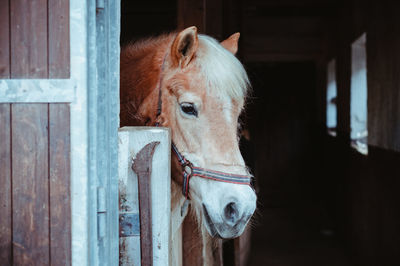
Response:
[0,0,71,264]
[0,0,121,265]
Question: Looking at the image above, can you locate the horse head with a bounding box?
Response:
[121,26,256,239]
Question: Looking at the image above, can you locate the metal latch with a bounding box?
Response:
[119,213,140,237]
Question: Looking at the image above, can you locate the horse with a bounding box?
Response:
[120,26,257,265]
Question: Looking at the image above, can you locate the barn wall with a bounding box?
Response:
[0,0,70,79]
[120,0,177,45]
[0,0,106,265]
[321,1,400,265]
[0,103,71,265]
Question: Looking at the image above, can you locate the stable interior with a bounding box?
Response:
[121,1,400,265]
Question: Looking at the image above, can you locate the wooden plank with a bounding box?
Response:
[119,131,141,266]
[367,1,400,151]
[235,226,252,266]
[12,104,49,265]
[49,104,71,265]
[243,35,323,54]
[0,0,10,78]
[171,225,183,266]
[10,0,48,78]
[170,181,187,266]
[213,239,223,266]
[118,127,171,266]
[205,0,223,39]
[177,0,205,32]
[243,53,320,62]
[0,104,12,264]
[48,0,70,78]
[182,214,203,266]
[243,17,324,36]
[244,0,338,8]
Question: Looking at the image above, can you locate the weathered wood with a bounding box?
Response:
[171,222,183,266]
[243,35,323,54]
[182,213,203,266]
[0,0,10,78]
[118,127,171,266]
[0,104,12,264]
[235,226,251,266]
[10,0,48,78]
[49,104,71,265]
[48,0,70,78]
[132,141,159,266]
[205,0,223,39]
[177,0,205,32]
[213,239,223,266]
[244,17,324,36]
[12,104,49,265]
[367,1,400,151]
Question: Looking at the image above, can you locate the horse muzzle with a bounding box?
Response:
[202,199,255,239]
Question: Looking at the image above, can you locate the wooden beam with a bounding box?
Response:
[10,0,48,78]
[243,17,325,36]
[177,0,205,32]
[244,35,322,53]
[119,127,171,266]
[244,53,320,62]
[0,104,11,264]
[244,0,339,8]
[177,0,224,39]
[0,0,10,78]
[48,0,70,78]
[182,213,203,266]
[205,0,223,39]
[49,104,71,265]
[12,104,49,265]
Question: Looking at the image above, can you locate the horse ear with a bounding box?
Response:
[171,26,199,68]
[221,32,240,55]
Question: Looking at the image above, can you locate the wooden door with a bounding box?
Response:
[0,0,71,265]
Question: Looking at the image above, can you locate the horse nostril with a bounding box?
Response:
[224,202,239,225]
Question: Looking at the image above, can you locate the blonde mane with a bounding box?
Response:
[196,35,250,101]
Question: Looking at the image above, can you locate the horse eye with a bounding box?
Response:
[180,102,198,117]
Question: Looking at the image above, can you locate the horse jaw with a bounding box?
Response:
[189,177,256,239]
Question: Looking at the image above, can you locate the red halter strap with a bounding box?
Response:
[153,52,252,198]
[171,143,251,198]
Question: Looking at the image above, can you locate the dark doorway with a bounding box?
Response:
[245,62,350,266]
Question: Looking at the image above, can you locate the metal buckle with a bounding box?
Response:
[182,162,193,177]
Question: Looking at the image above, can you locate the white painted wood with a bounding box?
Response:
[170,225,183,266]
[118,127,171,266]
[0,79,75,103]
[169,181,187,266]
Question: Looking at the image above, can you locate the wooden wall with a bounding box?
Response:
[0,0,70,79]
[324,0,400,151]
[320,1,400,265]
[177,0,240,40]
[240,0,339,62]
[0,103,71,265]
[120,0,177,45]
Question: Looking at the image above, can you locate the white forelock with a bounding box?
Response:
[195,35,250,102]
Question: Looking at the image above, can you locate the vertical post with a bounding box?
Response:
[132,141,159,266]
[118,127,171,266]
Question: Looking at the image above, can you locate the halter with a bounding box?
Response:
[153,52,252,198]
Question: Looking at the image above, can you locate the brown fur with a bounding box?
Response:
[120,33,175,126]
